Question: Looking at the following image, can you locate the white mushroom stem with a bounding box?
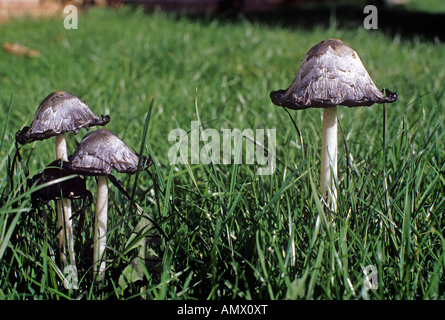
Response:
[320,107,338,213]
[55,134,68,161]
[93,175,108,282]
[55,134,77,287]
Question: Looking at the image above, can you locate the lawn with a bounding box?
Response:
[0,4,444,300]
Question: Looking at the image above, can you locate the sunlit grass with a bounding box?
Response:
[0,6,444,299]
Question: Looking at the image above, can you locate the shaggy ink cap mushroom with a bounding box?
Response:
[66,129,152,176]
[270,39,398,110]
[15,90,108,285]
[269,39,398,212]
[66,128,152,282]
[16,90,110,145]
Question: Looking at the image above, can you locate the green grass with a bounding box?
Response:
[402,0,445,13]
[0,6,444,300]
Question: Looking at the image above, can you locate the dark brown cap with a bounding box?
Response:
[270,39,397,110]
[28,160,92,204]
[66,129,152,176]
[16,91,110,144]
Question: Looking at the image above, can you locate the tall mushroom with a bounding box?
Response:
[16,91,110,281]
[270,39,397,212]
[66,129,151,282]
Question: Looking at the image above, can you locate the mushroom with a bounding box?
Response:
[270,39,397,212]
[16,91,110,281]
[66,129,152,282]
[28,159,92,207]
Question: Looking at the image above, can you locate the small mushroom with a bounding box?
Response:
[270,39,397,212]
[16,90,110,282]
[66,129,152,282]
[28,159,92,206]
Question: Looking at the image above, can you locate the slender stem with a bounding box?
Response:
[55,134,68,161]
[58,198,78,289]
[93,175,108,282]
[63,198,76,267]
[55,134,77,287]
[56,200,68,267]
[320,107,338,213]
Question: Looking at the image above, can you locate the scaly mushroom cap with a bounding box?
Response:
[16,91,110,144]
[67,129,152,176]
[270,39,397,110]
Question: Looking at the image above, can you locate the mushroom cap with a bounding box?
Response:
[66,129,152,176]
[16,91,110,145]
[270,39,397,110]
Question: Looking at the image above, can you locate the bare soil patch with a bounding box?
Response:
[0,0,63,24]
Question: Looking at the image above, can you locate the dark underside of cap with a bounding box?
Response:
[16,126,59,145]
[29,160,92,204]
[270,88,398,110]
[15,115,111,145]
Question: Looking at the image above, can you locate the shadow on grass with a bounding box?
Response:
[131,1,445,41]
[242,5,445,40]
